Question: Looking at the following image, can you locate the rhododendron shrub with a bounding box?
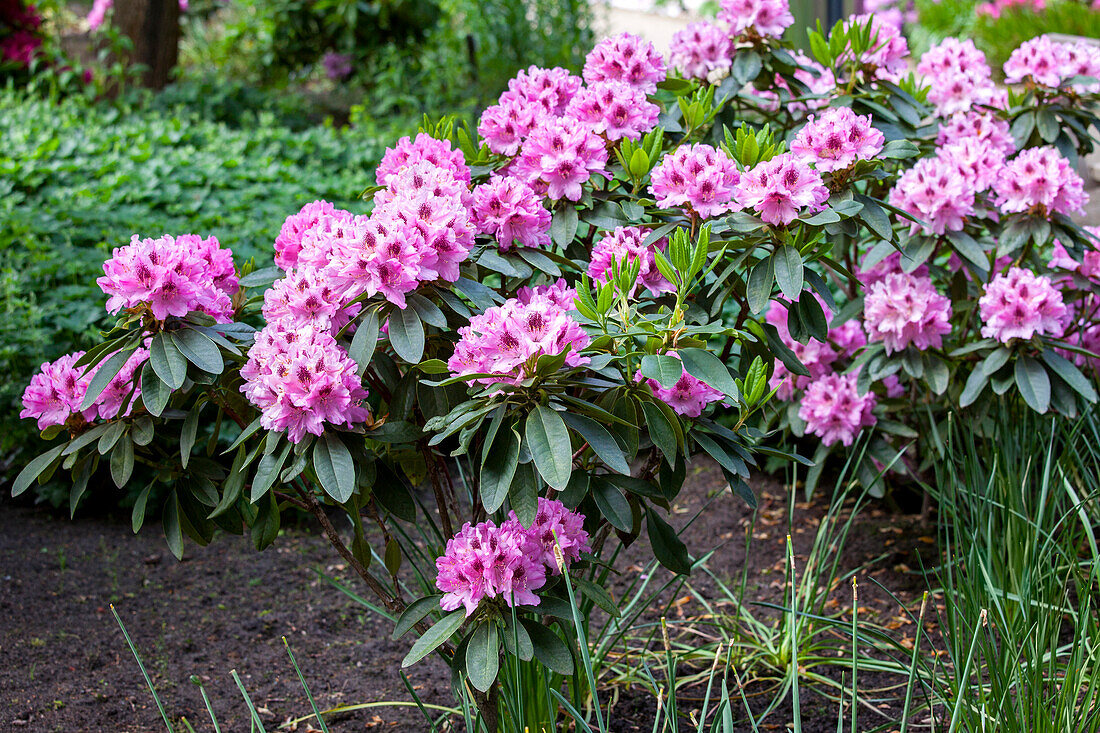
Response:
[14,11,1100,729]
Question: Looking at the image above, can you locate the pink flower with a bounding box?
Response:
[566,80,659,141]
[993,146,1088,217]
[863,273,953,354]
[735,153,829,226]
[718,0,795,38]
[638,356,724,418]
[376,133,470,188]
[1003,35,1069,88]
[448,294,591,385]
[322,52,353,80]
[240,323,370,443]
[504,66,583,118]
[472,175,552,250]
[1048,227,1100,280]
[831,320,867,358]
[669,22,732,81]
[262,266,358,334]
[939,137,1006,192]
[858,251,928,286]
[478,96,544,157]
[837,14,909,80]
[373,162,476,283]
[516,279,577,310]
[587,226,673,297]
[274,201,354,271]
[583,32,666,94]
[21,352,97,430]
[513,117,609,202]
[790,107,884,172]
[979,267,1067,343]
[936,112,1016,155]
[888,154,975,235]
[650,143,741,218]
[95,347,151,421]
[917,38,1003,117]
[507,497,591,573]
[97,234,237,323]
[799,372,877,446]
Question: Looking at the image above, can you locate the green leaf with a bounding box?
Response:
[402,610,466,667]
[170,329,223,375]
[854,195,893,240]
[12,444,65,497]
[525,406,572,491]
[140,362,170,417]
[163,490,184,560]
[561,414,630,475]
[110,434,135,488]
[480,426,520,513]
[773,246,803,300]
[210,446,247,519]
[1041,350,1097,403]
[180,407,200,469]
[392,595,443,640]
[501,614,534,661]
[131,481,154,533]
[640,400,677,464]
[149,333,188,390]
[313,433,356,504]
[959,366,989,408]
[465,621,500,692]
[1015,355,1050,414]
[679,348,739,400]
[746,256,774,314]
[521,619,574,675]
[81,348,134,411]
[640,354,684,389]
[551,206,579,247]
[645,507,692,575]
[693,432,747,478]
[97,420,126,455]
[252,440,290,502]
[349,310,380,376]
[591,478,632,532]
[388,306,425,364]
[509,462,540,526]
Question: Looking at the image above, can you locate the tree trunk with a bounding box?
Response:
[114,0,179,89]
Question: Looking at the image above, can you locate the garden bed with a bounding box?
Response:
[0,463,929,731]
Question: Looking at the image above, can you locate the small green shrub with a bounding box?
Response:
[0,89,397,463]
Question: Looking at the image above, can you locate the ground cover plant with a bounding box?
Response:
[11,1,1100,730]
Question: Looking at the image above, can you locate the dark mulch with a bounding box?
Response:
[0,462,933,732]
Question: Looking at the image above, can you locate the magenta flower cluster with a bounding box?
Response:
[917,37,1004,117]
[240,324,369,444]
[790,107,884,173]
[993,146,1088,217]
[435,498,590,616]
[21,347,150,430]
[472,175,552,250]
[98,234,239,323]
[639,357,725,418]
[668,22,732,81]
[979,267,1067,343]
[717,0,794,38]
[1003,35,1100,90]
[736,153,830,226]
[587,226,673,297]
[650,143,741,219]
[447,293,590,385]
[799,372,877,447]
[863,273,953,354]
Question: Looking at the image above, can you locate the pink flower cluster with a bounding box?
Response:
[736,153,829,226]
[936,111,1016,155]
[979,267,1067,343]
[587,226,673,297]
[1004,35,1100,90]
[650,144,741,219]
[669,22,732,81]
[478,66,582,156]
[513,117,610,201]
[939,137,1006,193]
[472,175,552,250]
[98,234,239,323]
[917,38,1004,117]
[993,146,1088,217]
[790,107,884,172]
[863,273,952,354]
[977,0,1043,18]
[1049,227,1100,280]
[766,300,840,400]
[639,357,724,418]
[799,372,877,447]
[889,154,975,234]
[566,80,660,142]
[583,32,667,94]
[435,498,590,616]
[375,132,471,188]
[240,323,369,443]
[447,294,590,385]
[718,0,795,38]
[21,347,150,430]
[859,250,928,285]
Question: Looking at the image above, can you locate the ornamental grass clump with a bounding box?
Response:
[13,6,1100,728]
